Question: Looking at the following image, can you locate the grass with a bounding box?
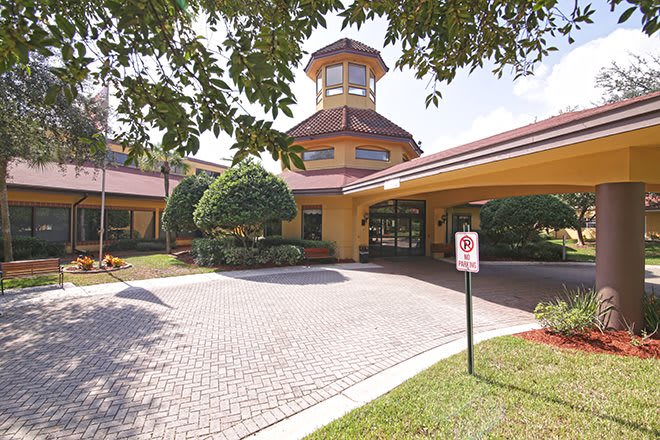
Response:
[548,239,660,265]
[307,337,660,440]
[2,253,215,290]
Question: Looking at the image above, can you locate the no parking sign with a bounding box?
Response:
[455,231,479,273]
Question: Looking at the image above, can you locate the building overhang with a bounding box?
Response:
[343,93,660,195]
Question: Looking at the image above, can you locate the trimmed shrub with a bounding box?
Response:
[265,245,304,266]
[162,173,213,234]
[104,239,139,251]
[0,236,65,261]
[480,240,563,261]
[191,237,234,266]
[135,241,166,252]
[534,286,610,335]
[259,236,336,256]
[191,238,303,267]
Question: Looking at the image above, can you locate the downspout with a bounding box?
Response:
[72,193,88,254]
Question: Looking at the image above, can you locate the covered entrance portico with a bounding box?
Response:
[347,94,660,331]
[368,199,425,257]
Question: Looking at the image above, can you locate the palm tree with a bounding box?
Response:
[139,143,189,253]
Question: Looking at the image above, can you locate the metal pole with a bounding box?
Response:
[98,166,106,268]
[463,223,474,375]
[562,235,566,261]
[98,85,109,269]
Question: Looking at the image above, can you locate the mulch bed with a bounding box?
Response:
[517,329,659,359]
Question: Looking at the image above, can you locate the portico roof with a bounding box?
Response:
[344,91,660,193]
[279,167,376,195]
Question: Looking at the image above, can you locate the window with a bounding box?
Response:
[106,150,133,167]
[1,206,71,242]
[325,64,343,86]
[35,207,70,242]
[133,210,155,239]
[348,86,366,96]
[302,148,334,161]
[369,70,376,102]
[302,206,322,240]
[196,168,220,178]
[316,71,323,95]
[77,208,101,242]
[348,63,366,86]
[106,210,131,240]
[325,86,343,97]
[263,220,282,237]
[8,206,32,237]
[356,147,390,162]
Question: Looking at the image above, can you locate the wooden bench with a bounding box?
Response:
[0,258,63,294]
[303,247,333,261]
[431,243,453,256]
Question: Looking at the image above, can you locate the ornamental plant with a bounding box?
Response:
[103,254,125,268]
[162,173,213,235]
[194,159,297,248]
[73,256,95,271]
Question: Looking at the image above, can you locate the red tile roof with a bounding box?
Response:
[287,106,421,154]
[304,38,388,73]
[280,168,377,193]
[348,91,660,188]
[8,160,183,198]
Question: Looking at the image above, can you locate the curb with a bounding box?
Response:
[436,258,660,269]
[246,322,540,440]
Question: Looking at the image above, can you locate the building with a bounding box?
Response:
[6,141,226,253]
[279,38,483,259]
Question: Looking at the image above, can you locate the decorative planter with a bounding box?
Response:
[63,263,133,274]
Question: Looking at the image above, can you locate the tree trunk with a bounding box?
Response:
[0,160,14,262]
[576,209,586,246]
[163,171,171,254]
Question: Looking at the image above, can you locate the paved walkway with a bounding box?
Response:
[0,260,657,439]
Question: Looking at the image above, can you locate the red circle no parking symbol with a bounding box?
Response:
[459,236,474,253]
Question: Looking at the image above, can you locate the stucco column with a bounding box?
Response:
[595,182,645,331]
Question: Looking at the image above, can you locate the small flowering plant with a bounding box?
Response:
[73,256,95,271]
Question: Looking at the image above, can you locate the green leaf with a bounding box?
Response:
[618,6,636,24]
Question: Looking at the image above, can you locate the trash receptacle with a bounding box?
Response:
[359,246,369,263]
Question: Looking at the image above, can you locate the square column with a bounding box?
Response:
[595,182,645,331]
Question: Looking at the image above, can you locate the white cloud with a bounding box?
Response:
[514,28,660,111]
[427,107,535,153]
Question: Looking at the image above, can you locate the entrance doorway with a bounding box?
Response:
[369,200,425,257]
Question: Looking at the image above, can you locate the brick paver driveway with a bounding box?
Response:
[1,260,657,439]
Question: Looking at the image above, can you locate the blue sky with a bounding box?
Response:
[190,6,660,173]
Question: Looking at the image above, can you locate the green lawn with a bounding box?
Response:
[308,337,659,439]
[548,239,660,265]
[2,253,215,290]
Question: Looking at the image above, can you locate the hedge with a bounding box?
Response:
[258,236,336,256]
[191,237,304,267]
[0,236,66,261]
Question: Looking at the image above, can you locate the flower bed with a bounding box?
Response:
[517,329,659,359]
[64,263,133,274]
[64,254,133,274]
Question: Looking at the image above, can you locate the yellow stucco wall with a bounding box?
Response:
[290,137,417,172]
[282,196,355,259]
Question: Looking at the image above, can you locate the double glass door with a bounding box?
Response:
[369,200,425,257]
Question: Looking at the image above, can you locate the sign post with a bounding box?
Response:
[455,225,479,375]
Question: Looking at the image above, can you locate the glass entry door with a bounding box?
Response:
[368,200,425,257]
